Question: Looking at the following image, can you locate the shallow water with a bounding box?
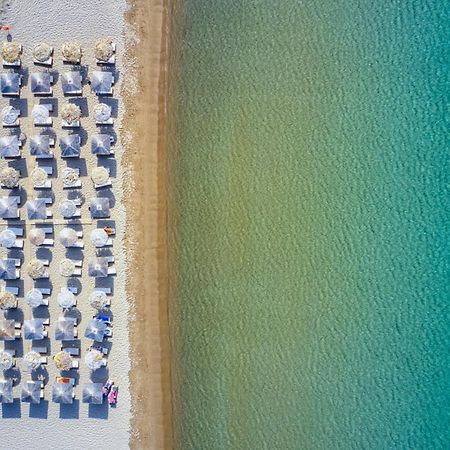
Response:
[167,1,449,448]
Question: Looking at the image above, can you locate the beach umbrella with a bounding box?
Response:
[0,228,16,248]
[0,258,16,279]
[53,351,72,371]
[94,37,114,61]
[61,103,81,123]
[0,318,15,340]
[61,41,82,63]
[54,318,75,340]
[94,103,111,122]
[0,135,20,157]
[31,167,48,187]
[1,105,20,125]
[90,197,110,219]
[60,135,81,158]
[91,166,109,185]
[91,134,111,155]
[89,291,108,310]
[91,71,113,95]
[29,227,46,246]
[27,258,45,279]
[82,383,103,404]
[59,199,77,218]
[26,288,44,308]
[33,42,52,62]
[0,350,13,370]
[84,349,104,370]
[2,42,21,62]
[61,71,82,95]
[0,291,16,310]
[0,72,20,95]
[21,381,41,403]
[52,383,73,404]
[0,380,13,403]
[23,319,45,340]
[59,227,78,247]
[31,104,49,122]
[90,228,109,247]
[31,72,51,94]
[61,167,79,186]
[59,258,75,277]
[23,351,42,371]
[57,288,76,309]
[0,197,18,219]
[0,167,19,188]
[30,135,52,157]
[88,257,108,278]
[84,319,107,341]
[26,198,47,220]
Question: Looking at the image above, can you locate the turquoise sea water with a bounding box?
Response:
[167,1,449,449]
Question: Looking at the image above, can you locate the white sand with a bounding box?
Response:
[0,1,132,448]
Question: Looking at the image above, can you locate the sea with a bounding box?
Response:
[166,1,449,449]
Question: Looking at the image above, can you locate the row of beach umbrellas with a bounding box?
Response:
[2,38,115,63]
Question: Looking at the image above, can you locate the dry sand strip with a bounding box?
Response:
[123,0,173,449]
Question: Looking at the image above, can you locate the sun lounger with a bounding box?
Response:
[42,238,54,246]
[39,272,49,279]
[32,346,47,354]
[5,286,19,295]
[40,356,48,365]
[4,349,15,357]
[46,209,52,218]
[62,346,80,356]
[94,287,111,295]
[107,267,117,276]
[72,260,82,267]
[96,117,114,126]
[41,197,52,205]
[105,256,114,263]
[41,226,53,234]
[37,287,51,295]
[62,119,80,128]
[8,226,23,237]
[12,258,21,267]
[15,330,21,338]
[42,330,48,338]
[104,327,113,337]
[95,180,112,189]
[69,241,84,249]
[67,286,78,294]
[12,239,24,248]
[42,318,50,326]
[36,150,54,158]
[71,360,79,369]
[34,180,52,189]
[38,259,50,266]
[14,322,21,329]
[73,268,82,276]
[14,269,20,278]
[41,166,53,175]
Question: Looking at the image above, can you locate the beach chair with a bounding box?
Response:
[15,329,21,338]
[46,209,52,218]
[32,346,48,354]
[62,347,80,357]
[72,260,83,267]
[41,197,53,205]
[42,318,50,326]
[105,256,114,263]
[38,259,50,266]
[42,238,54,246]
[107,267,117,276]
[41,226,53,235]
[37,287,51,295]
[14,269,20,278]
[14,322,22,329]
[67,286,78,294]
[69,241,84,249]
[94,287,111,295]
[41,165,53,175]
[8,226,23,237]
[10,195,21,205]
[62,119,80,129]
[34,179,52,189]
[12,258,21,267]
[40,356,48,365]
[12,238,24,249]
[42,330,48,338]
[71,360,79,369]
[73,268,82,276]
[5,286,19,295]
[104,327,113,338]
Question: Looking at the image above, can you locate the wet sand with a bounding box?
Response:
[123,1,172,449]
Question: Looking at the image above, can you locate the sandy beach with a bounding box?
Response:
[0,1,170,448]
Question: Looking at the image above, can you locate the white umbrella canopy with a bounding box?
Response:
[0,167,19,188]
[89,291,108,310]
[59,199,77,218]
[1,106,20,125]
[61,167,79,187]
[23,351,42,370]
[59,227,78,247]
[26,288,44,308]
[33,43,52,62]
[61,103,81,123]
[0,291,16,310]
[59,258,75,277]
[0,229,16,248]
[29,227,46,246]
[94,37,114,61]
[0,350,13,370]
[93,103,111,122]
[57,288,76,309]
[30,167,48,187]
[91,166,109,185]
[31,104,50,122]
[90,228,108,247]
[2,42,21,62]
[53,351,73,371]
[27,258,45,279]
[61,41,82,62]
[84,349,103,370]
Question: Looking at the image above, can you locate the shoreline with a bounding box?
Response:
[123,1,172,449]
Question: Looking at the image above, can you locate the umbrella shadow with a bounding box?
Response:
[98,157,117,178]
[40,98,58,116]
[67,190,85,205]
[96,188,115,208]
[4,306,23,324]
[100,97,119,118]
[4,366,21,385]
[9,157,28,179]
[59,399,79,419]
[66,157,87,177]
[67,277,82,295]
[90,366,109,384]
[5,278,23,297]
[88,401,109,419]
[29,399,48,419]
[1,398,21,418]
[36,247,53,263]
[32,365,49,386]
[9,97,28,118]
[69,97,88,117]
